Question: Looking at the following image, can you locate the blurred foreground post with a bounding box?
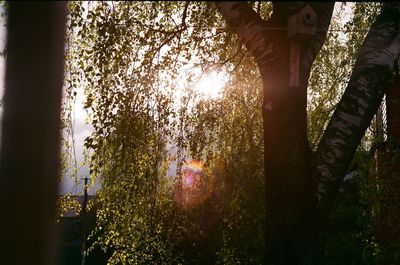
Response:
[0,2,67,265]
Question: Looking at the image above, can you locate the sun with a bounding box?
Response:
[194,70,227,98]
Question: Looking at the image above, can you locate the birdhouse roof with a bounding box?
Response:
[288,3,316,17]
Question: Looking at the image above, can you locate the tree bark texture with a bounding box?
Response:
[0,2,67,265]
[314,2,400,219]
[216,2,400,264]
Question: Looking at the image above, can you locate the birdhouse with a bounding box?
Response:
[287,4,317,40]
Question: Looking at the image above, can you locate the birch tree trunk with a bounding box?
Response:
[216,2,400,264]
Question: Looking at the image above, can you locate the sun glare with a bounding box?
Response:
[195,71,227,98]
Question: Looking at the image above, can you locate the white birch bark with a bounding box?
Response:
[315,3,400,215]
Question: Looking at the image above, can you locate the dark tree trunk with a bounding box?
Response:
[386,62,400,144]
[376,62,400,262]
[0,2,67,265]
[215,3,333,264]
[216,2,400,264]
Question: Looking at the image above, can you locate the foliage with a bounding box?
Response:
[66,2,179,263]
[61,1,399,264]
[317,3,400,265]
[307,2,351,149]
[307,2,382,150]
[63,1,272,263]
[353,142,400,265]
[56,194,83,222]
[184,52,265,263]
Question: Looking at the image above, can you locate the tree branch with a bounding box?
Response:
[256,1,261,15]
[215,2,334,70]
[214,2,270,61]
[181,1,189,28]
[315,2,400,216]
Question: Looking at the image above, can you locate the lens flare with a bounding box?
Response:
[175,160,215,209]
